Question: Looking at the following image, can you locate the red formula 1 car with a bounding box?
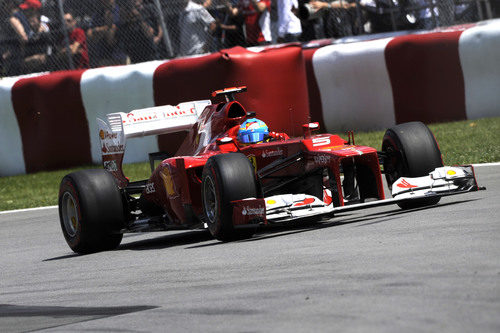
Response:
[58,87,482,254]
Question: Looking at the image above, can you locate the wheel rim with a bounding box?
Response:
[203,177,217,224]
[61,192,79,237]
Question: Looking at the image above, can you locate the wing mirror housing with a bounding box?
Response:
[302,122,320,138]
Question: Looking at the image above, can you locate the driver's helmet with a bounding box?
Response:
[237,118,269,144]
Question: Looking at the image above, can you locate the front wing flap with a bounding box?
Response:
[391,166,479,199]
[231,165,483,226]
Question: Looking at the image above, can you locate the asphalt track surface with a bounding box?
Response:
[1,165,499,332]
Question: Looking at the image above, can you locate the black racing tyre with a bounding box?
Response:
[201,153,259,241]
[382,121,444,209]
[58,169,125,254]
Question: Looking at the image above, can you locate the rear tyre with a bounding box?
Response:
[202,153,259,241]
[382,121,443,209]
[58,169,125,254]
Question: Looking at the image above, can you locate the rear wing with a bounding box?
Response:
[103,100,211,139]
[97,100,211,187]
[211,86,247,102]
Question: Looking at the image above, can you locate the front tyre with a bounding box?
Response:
[59,169,125,254]
[382,121,443,209]
[202,153,259,241]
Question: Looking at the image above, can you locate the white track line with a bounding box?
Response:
[472,162,500,167]
[1,162,499,215]
[0,205,57,215]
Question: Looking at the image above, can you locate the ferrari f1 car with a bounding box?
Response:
[58,87,482,254]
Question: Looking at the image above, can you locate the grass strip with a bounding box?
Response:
[1,117,499,211]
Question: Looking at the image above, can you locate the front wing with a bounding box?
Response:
[231,166,483,226]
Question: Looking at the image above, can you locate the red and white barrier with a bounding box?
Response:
[0,47,309,176]
[312,37,396,131]
[81,61,164,165]
[1,21,499,176]
[459,21,500,120]
[0,77,26,175]
[311,19,500,133]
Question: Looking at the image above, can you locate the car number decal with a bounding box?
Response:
[312,137,331,146]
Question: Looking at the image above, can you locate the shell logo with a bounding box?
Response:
[447,170,457,176]
[160,166,177,198]
[99,129,105,140]
[248,155,257,170]
[267,199,276,205]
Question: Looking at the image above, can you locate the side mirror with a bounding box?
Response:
[216,137,240,151]
[302,122,320,138]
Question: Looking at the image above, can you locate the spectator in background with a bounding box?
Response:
[277,0,301,42]
[10,0,40,44]
[62,0,96,31]
[141,0,164,53]
[8,0,51,74]
[413,0,455,29]
[87,0,126,67]
[117,0,161,63]
[455,1,477,23]
[412,0,437,30]
[177,0,216,56]
[296,0,326,41]
[218,0,246,48]
[359,0,416,33]
[238,0,272,46]
[304,0,358,38]
[55,12,89,69]
[23,11,51,72]
[204,0,245,50]
[197,0,213,8]
[39,0,59,27]
[1,0,23,75]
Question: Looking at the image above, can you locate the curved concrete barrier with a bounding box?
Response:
[0,77,26,176]
[81,61,164,165]
[311,19,500,133]
[312,37,396,132]
[459,21,500,120]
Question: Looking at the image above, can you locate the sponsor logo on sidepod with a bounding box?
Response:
[103,160,118,172]
[262,148,283,158]
[314,155,331,165]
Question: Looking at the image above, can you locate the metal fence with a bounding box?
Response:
[0,0,497,77]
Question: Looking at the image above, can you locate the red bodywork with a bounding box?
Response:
[135,94,385,228]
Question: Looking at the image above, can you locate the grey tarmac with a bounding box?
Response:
[0,165,499,332]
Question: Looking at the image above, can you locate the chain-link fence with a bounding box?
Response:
[0,0,498,77]
[304,0,498,39]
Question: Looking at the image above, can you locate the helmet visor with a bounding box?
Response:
[239,132,267,144]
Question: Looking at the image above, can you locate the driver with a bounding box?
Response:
[237,118,290,145]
